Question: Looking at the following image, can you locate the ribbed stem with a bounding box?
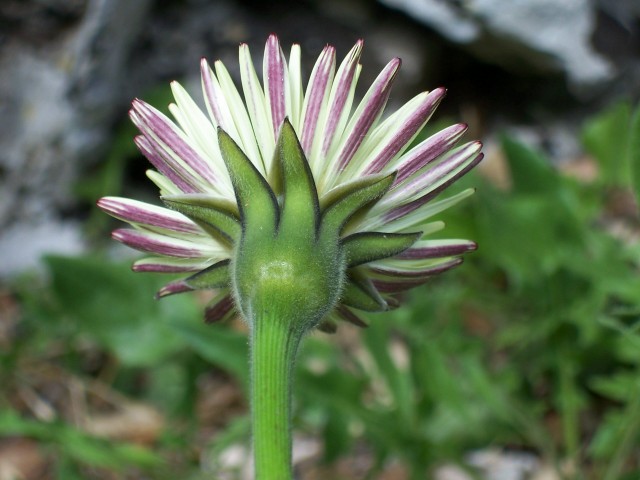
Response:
[250,312,302,480]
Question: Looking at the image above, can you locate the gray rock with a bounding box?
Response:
[0,0,152,276]
[378,0,615,91]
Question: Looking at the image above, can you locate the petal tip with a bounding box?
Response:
[156,279,192,299]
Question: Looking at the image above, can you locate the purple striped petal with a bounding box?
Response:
[131,99,217,186]
[371,259,462,292]
[334,58,401,172]
[134,135,199,193]
[321,40,363,157]
[112,229,208,258]
[264,34,287,137]
[363,87,447,175]
[370,258,463,279]
[133,257,212,273]
[97,197,201,234]
[397,241,477,260]
[200,58,244,138]
[205,294,235,324]
[383,151,483,223]
[300,45,336,153]
[201,58,229,129]
[156,279,193,298]
[394,123,468,185]
[388,141,482,203]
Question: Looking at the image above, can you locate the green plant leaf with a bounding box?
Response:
[582,102,633,187]
[168,321,248,386]
[43,255,192,367]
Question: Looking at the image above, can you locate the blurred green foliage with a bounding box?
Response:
[2,102,640,479]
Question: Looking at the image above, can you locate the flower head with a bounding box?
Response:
[98,35,482,331]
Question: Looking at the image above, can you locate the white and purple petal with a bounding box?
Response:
[213,60,265,174]
[393,123,468,185]
[380,141,483,208]
[354,87,446,177]
[317,40,363,162]
[299,45,336,155]
[239,43,274,173]
[132,256,214,273]
[288,44,303,129]
[396,239,477,260]
[134,135,199,194]
[156,279,194,298]
[366,189,473,233]
[131,100,218,192]
[321,57,401,190]
[169,82,233,195]
[370,258,463,292]
[263,34,287,139]
[98,197,201,235]
[112,228,223,258]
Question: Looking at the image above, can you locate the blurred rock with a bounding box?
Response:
[466,448,542,480]
[0,0,152,275]
[378,0,626,94]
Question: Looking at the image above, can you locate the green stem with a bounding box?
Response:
[250,312,302,480]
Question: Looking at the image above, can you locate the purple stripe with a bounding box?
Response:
[370,258,463,279]
[384,152,483,223]
[391,141,482,201]
[134,135,199,193]
[363,88,446,175]
[112,229,205,258]
[265,34,286,137]
[156,279,193,298]
[133,262,203,273]
[132,99,217,186]
[200,58,226,128]
[397,242,477,260]
[205,295,235,324]
[322,40,363,157]
[395,123,468,184]
[336,305,368,328]
[97,198,200,234]
[336,58,401,172]
[300,45,335,153]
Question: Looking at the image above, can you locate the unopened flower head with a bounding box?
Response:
[98,35,482,331]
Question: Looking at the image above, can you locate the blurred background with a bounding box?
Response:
[1,0,639,478]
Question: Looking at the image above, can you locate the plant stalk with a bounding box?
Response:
[250,312,302,480]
